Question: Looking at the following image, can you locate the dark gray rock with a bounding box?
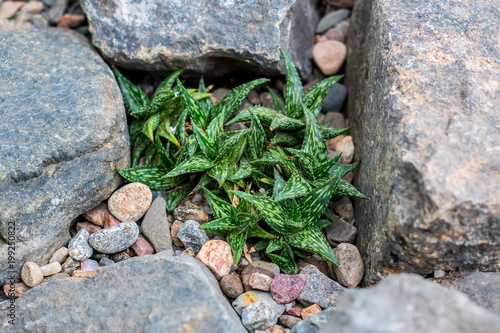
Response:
[346,0,500,284]
[279,314,302,329]
[320,274,500,333]
[447,272,500,315]
[141,197,173,255]
[176,220,209,254]
[81,0,318,77]
[89,221,139,254]
[1,254,246,333]
[99,257,115,267]
[0,27,129,285]
[321,82,347,113]
[292,309,334,333]
[241,301,278,332]
[68,229,93,261]
[325,218,357,245]
[297,265,345,308]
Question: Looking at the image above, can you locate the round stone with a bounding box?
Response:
[68,229,93,261]
[176,220,209,254]
[21,262,44,288]
[196,240,233,280]
[108,183,152,222]
[220,274,244,299]
[241,301,278,332]
[89,220,139,254]
[40,262,62,276]
[312,40,346,76]
[332,243,364,288]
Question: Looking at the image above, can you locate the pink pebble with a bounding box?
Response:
[80,259,100,272]
[131,234,154,256]
[270,273,307,304]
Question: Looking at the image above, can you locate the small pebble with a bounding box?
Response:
[3,282,30,299]
[21,262,44,288]
[40,262,62,276]
[301,304,321,319]
[96,266,107,273]
[174,204,208,224]
[212,88,230,104]
[99,257,115,266]
[248,90,260,105]
[233,291,285,317]
[0,1,23,19]
[249,269,275,292]
[196,240,233,279]
[68,229,93,261]
[192,193,202,203]
[324,27,345,42]
[316,9,350,33]
[105,214,121,228]
[288,306,302,317]
[265,325,287,333]
[81,259,100,272]
[24,1,43,14]
[51,273,70,280]
[279,315,302,329]
[252,261,280,275]
[270,274,306,304]
[107,183,152,222]
[72,270,97,278]
[181,247,196,257]
[260,92,274,109]
[177,220,209,254]
[322,111,346,129]
[49,247,69,264]
[297,265,345,308]
[62,257,80,275]
[82,203,108,227]
[335,135,354,164]
[139,197,173,254]
[57,13,85,28]
[242,301,278,333]
[131,234,155,256]
[312,40,346,76]
[220,274,244,299]
[434,269,446,279]
[332,243,364,288]
[325,218,357,245]
[171,221,184,247]
[326,134,345,151]
[89,220,139,254]
[76,221,102,234]
[110,251,131,263]
[333,197,354,222]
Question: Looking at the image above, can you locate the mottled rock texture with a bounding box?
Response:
[346,0,500,284]
[321,274,500,333]
[0,27,129,285]
[81,0,319,77]
[2,254,246,332]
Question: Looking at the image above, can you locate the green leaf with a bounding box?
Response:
[165,154,215,177]
[268,88,285,113]
[174,108,189,146]
[152,70,183,101]
[112,67,149,115]
[280,49,304,119]
[286,148,315,180]
[131,135,150,167]
[205,113,224,143]
[154,132,175,170]
[271,132,299,147]
[215,129,249,162]
[250,151,280,167]
[272,168,286,199]
[246,111,267,161]
[201,187,235,219]
[157,119,181,148]
[334,180,368,199]
[270,113,305,131]
[254,239,270,251]
[285,227,338,265]
[191,121,216,160]
[141,113,162,143]
[274,170,312,202]
[228,229,249,264]
[302,103,327,162]
[146,90,175,119]
[165,184,195,212]
[319,126,350,140]
[226,106,276,126]
[176,79,208,129]
[129,119,143,145]
[143,143,156,166]
[207,155,230,188]
[247,224,275,239]
[199,216,239,234]
[116,166,177,190]
[267,252,298,274]
[231,159,254,181]
[304,75,343,116]
[316,219,333,229]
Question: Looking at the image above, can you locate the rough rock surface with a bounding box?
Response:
[0,27,129,284]
[293,308,334,333]
[2,254,246,332]
[346,0,500,284]
[297,265,344,308]
[81,0,318,77]
[321,274,500,333]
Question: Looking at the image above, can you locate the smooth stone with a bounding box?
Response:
[242,301,278,333]
[61,257,80,275]
[220,274,244,299]
[21,262,43,288]
[131,234,155,256]
[252,261,280,275]
[99,257,115,267]
[0,1,23,19]
[81,259,100,272]
[322,274,500,333]
[51,273,70,280]
[297,265,345,309]
[212,88,230,104]
[332,197,354,222]
[312,40,346,76]
[292,308,334,333]
[82,203,109,227]
[174,204,208,224]
[447,272,500,315]
[316,9,350,33]
[321,83,347,113]
[249,270,274,292]
[72,270,98,278]
[325,219,357,245]
[271,274,307,304]
[248,90,261,105]
[5,255,246,332]
[334,136,354,164]
[107,183,152,222]
[141,197,173,255]
[0,27,129,285]
[89,221,139,254]
[150,190,165,202]
[233,290,286,318]
[49,247,69,264]
[322,111,346,129]
[40,262,62,276]
[68,229,93,261]
[324,28,345,43]
[176,220,209,254]
[196,240,233,280]
[332,243,364,288]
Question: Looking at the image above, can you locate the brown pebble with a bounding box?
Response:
[171,221,184,247]
[76,221,102,234]
[131,234,155,256]
[82,203,108,227]
[220,274,244,298]
[72,270,98,278]
[57,13,85,28]
[107,183,152,222]
[3,282,30,299]
[301,304,321,319]
[21,262,44,287]
[196,240,233,280]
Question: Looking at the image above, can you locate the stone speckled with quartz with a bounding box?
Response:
[61,257,80,275]
[68,229,93,261]
[297,265,344,308]
[270,274,306,304]
[89,221,139,254]
[249,268,275,292]
[196,240,233,280]
[107,183,152,222]
[176,220,208,254]
[174,204,208,224]
[242,301,278,332]
[301,304,321,319]
[233,290,286,318]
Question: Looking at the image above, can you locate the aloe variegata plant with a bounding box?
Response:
[114,49,367,273]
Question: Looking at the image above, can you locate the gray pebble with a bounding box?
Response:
[316,9,350,33]
[291,309,334,333]
[89,221,139,254]
[242,301,278,332]
[68,229,93,261]
[176,220,208,254]
[141,197,173,255]
[99,257,115,266]
[321,83,347,113]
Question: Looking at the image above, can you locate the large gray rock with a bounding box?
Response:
[346,0,500,284]
[321,274,500,333]
[0,27,129,285]
[81,0,318,77]
[2,254,246,332]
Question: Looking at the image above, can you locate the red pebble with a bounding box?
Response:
[131,234,154,256]
[288,306,302,317]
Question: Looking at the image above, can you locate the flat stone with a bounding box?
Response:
[49,247,69,264]
[81,0,318,78]
[279,315,302,329]
[4,254,246,332]
[322,274,500,333]
[233,290,286,318]
[196,240,233,279]
[346,0,500,284]
[76,221,102,234]
[221,274,244,299]
[321,83,347,113]
[99,257,115,267]
[325,219,357,245]
[21,262,43,288]
[316,9,350,33]
[110,251,131,263]
[40,262,62,276]
[0,27,129,285]
[249,269,275,292]
[68,229,93,261]
[291,308,334,333]
[176,220,209,254]
[81,259,100,272]
[82,203,109,227]
[271,274,306,304]
[107,183,152,222]
[301,304,321,320]
[242,301,278,333]
[312,40,346,76]
[297,265,345,308]
[252,261,281,275]
[141,197,173,255]
[332,243,364,288]
[447,272,500,315]
[174,204,208,224]
[72,270,98,278]
[3,282,30,299]
[171,221,184,247]
[131,234,154,256]
[61,257,80,275]
[89,220,139,254]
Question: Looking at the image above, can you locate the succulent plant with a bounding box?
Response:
[114,49,367,272]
